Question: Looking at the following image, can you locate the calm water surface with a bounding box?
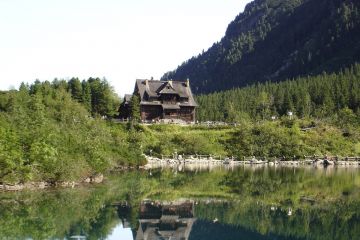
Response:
[1,165,360,240]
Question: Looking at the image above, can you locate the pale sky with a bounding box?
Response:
[0,0,252,97]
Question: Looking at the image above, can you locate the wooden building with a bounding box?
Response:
[135,200,195,240]
[121,79,197,123]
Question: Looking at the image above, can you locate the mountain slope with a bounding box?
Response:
[162,0,360,94]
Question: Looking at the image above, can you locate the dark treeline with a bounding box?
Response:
[196,64,360,122]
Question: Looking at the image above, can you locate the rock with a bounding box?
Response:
[314,159,323,165]
[23,182,36,190]
[92,174,104,183]
[0,177,101,192]
[60,182,68,187]
[59,181,76,187]
[8,182,49,190]
[38,182,47,189]
[4,184,24,191]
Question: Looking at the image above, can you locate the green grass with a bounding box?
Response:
[132,118,359,159]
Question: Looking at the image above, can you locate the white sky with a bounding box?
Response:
[106,223,133,240]
[0,0,251,97]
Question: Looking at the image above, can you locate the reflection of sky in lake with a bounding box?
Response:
[106,224,133,240]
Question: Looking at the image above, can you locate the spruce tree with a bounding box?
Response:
[130,95,140,127]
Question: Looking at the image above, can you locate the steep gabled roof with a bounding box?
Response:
[135,79,198,107]
[157,81,178,95]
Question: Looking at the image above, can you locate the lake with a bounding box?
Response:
[0,165,359,240]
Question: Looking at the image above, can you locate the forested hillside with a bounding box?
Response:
[162,0,360,94]
[0,79,144,184]
[196,64,360,122]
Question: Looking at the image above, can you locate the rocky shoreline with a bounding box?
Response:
[0,174,104,192]
[145,156,360,168]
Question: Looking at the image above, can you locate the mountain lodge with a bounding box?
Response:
[120,79,197,123]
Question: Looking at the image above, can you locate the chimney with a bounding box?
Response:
[145,79,148,85]
[186,78,190,87]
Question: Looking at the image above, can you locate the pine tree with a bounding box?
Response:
[255,91,271,120]
[82,80,92,112]
[68,78,83,102]
[130,95,140,127]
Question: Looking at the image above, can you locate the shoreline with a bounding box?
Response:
[144,156,360,168]
[2,155,360,191]
[0,174,104,192]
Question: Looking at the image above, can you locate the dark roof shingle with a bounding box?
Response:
[135,79,197,107]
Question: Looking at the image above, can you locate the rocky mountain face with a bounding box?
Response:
[162,0,360,94]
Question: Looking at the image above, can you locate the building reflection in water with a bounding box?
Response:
[135,200,196,240]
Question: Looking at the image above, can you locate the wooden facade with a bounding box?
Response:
[122,79,197,123]
[135,200,195,240]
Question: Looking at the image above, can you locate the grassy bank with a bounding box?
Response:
[133,117,360,160]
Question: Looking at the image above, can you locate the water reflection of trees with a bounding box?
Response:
[0,188,118,239]
[194,200,360,240]
[0,168,359,239]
